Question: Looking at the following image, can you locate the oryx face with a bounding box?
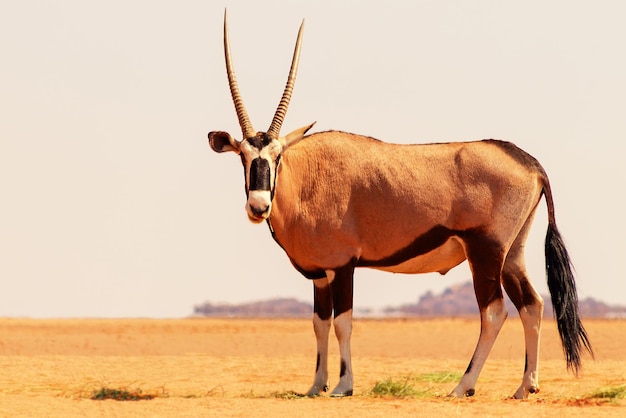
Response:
[241,134,281,222]
[208,131,282,223]
[208,11,314,224]
[208,126,313,224]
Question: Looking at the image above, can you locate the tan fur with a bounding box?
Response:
[270,132,545,274]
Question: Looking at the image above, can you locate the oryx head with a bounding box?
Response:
[209,11,315,224]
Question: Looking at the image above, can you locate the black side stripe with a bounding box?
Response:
[359,225,455,268]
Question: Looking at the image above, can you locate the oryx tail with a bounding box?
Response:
[543,183,594,374]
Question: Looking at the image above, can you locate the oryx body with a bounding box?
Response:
[208,12,592,399]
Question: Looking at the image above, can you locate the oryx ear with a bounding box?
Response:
[208,131,241,154]
[279,121,316,150]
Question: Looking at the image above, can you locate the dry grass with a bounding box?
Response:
[91,386,160,401]
[0,318,624,417]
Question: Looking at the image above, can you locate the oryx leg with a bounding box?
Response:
[306,277,332,396]
[328,261,355,397]
[306,261,355,397]
[502,220,544,399]
[450,240,508,398]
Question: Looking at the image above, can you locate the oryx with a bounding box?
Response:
[207,12,592,399]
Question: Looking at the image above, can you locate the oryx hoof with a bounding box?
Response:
[330,389,353,397]
[305,383,329,397]
[512,385,540,399]
[448,386,475,398]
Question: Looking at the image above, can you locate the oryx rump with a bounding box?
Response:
[207,11,592,399]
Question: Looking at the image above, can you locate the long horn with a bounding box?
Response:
[266,20,304,139]
[223,10,255,139]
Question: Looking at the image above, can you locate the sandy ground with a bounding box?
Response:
[0,317,624,417]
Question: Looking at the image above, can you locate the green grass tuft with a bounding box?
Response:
[416,371,462,384]
[585,384,626,400]
[368,371,460,398]
[370,377,422,398]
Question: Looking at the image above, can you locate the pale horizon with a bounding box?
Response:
[1,1,624,318]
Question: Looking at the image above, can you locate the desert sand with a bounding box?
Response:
[0,317,624,417]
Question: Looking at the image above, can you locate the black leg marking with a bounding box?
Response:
[462,229,507,310]
[340,359,347,378]
[316,352,321,373]
[464,360,474,375]
[331,259,356,318]
[502,272,540,311]
[524,352,528,372]
[313,281,333,321]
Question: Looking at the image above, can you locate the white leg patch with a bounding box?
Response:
[331,310,353,397]
[513,302,543,399]
[307,312,331,396]
[449,299,507,398]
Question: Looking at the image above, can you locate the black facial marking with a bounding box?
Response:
[249,158,271,191]
[340,359,347,378]
[271,154,281,200]
[358,225,455,268]
[246,133,271,150]
[240,154,249,198]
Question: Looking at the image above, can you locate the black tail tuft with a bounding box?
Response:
[545,223,593,374]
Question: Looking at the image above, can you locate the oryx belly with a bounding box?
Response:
[365,237,466,275]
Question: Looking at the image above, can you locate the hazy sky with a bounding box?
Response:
[1,1,624,318]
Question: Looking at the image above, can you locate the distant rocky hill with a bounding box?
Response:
[193,282,626,318]
[384,281,626,319]
[193,297,312,317]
